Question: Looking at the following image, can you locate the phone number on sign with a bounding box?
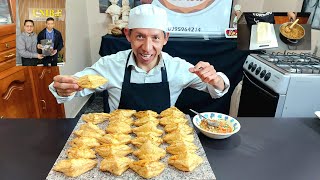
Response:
[168,27,201,32]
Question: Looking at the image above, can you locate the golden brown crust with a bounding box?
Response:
[133,141,166,161]
[134,116,159,127]
[160,106,185,117]
[69,137,100,148]
[77,75,108,89]
[164,123,193,134]
[106,121,132,134]
[67,147,96,159]
[132,122,163,136]
[95,144,133,158]
[82,113,110,124]
[168,153,203,172]
[98,133,132,145]
[100,156,133,176]
[166,141,199,155]
[53,158,97,177]
[134,110,158,119]
[129,160,166,179]
[110,109,136,117]
[131,135,163,148]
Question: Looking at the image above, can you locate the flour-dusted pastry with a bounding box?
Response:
[106,121,132,134]
[131,134,163,148]
[73,129,103,139]
[77,75,108,89]
[130,160,166,179]
[164,123,193,134]
[163,132,194,144]
[166,141,199,155]
[53,158,97,177]
[79,122,105,135]
[168,153,203,172]
[134,110,158,119]
[133,140,166,161]
[110,109,136,117]
[82,113,110,124]
[108,114,134,125]
[134,116,159,127]
[98,133,132,145]
[159,116,188,126]
[100,156,134,176]
[95,144,133,158]
[160,106,185,118]
[132,122,163,136]
[67,146,96,159]
[70,137,100,148]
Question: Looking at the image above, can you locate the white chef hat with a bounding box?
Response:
[128,4,168,32]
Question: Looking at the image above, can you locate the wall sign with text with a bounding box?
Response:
[152,0,232,37]
[29,8,65,21]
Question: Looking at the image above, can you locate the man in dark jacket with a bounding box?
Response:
[37,17,64,66]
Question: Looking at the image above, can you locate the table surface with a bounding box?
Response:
[0,117,319,180]
[237,24,311,51]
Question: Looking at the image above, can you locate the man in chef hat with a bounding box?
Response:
[49,4,230,113]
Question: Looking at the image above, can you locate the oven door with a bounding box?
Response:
[238,70,280,117]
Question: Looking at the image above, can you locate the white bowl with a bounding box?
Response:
[192,112,241,139]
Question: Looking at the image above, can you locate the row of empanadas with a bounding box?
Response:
[168,153,203,172]
[82,113,110,124]
[98,133,131,145]
[95,144,133,158]
[130,160,166,179]
[133,141,166,161]
[134,110,158,119]
[106,121,132,134]
[132,122,163,136]
[53,158,97,177]
[100,156,133,176]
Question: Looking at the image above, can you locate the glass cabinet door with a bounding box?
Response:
[0,0,13,25]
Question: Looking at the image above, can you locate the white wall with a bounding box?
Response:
[61,0,92,118]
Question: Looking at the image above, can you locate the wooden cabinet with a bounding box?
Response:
[0,0,65,119]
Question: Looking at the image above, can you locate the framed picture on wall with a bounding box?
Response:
[99,0,134,13]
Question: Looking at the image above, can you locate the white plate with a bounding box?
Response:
[315,111,320,119]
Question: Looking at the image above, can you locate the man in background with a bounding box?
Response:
[37,17,64,66]
[17,20,43,66]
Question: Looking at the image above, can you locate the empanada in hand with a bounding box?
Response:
[70,137,100,148]
[132,122,163,136]
[163,132,194,144]
[168,153,203,172]
[95,144,133,158]
[77,75,108,89]
[106,121,132,134]
[159,116,188,126]
[79,122,105,135]
[82,113,110,124]
[67,146,96,159]
[164,123,193,134]
[133,140,166,161]
[100,156,133,176]
[160,106,185,117]
[130,160,165,179]
[134,116,159,127]
[131,134,163,148]
[73,129,103,139]
[98,133,132,145]
[166,141,199,155]
[53,158,97,177]
[110,109,136,117]
[134,110,158,119]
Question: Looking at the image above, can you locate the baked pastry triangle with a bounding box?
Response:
[95,144,133,158]
[69,137,100,148]
[67,146,96,159]
[168,153,203,172]
[166,141,199,155]
[82,113,110,124]
[132,140,166,161]
[100,156,133,176]
[129,160,165,179]
[53,158,97,177]
[77,75,108,89]
[134,110,158,119]
[98,133,132,145]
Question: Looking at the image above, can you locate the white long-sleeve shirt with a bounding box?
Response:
[49,50,230,112]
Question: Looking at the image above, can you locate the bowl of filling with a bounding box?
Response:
[192,112,240,139]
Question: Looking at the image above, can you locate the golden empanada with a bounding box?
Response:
[67,146,96,159]
[108,114,134,125]
[79,122,105,135]
[53,158,97,177]
[130,160,165,179]
[98,133,132,145]
[164,123,193,134]
[110,109,136,117]
[163,132,194,144]
[131,135,163,148]
[106,121,132,134]
[134,110,158,119]
[159,116,188,126]
[160,106,185,117]
[134,116,159,127]
[135,131,163,137]
[132,122,163,136]
[73,129,103,139]
[77,75,108,89]
[168,153,203,172]
[95,144,133,158]
[100,156,133,176]
[82,113,110,124]
[70,137,100,148]
[133,140,166,161]
[166,141,199,155]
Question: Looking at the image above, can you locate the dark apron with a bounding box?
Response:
[118,52,170,113]
[245,12,275,26]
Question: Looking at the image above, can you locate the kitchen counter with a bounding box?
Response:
[238,24,311,51]
[0,117,319,180]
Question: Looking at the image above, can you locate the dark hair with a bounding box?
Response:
[128,29,167,38]
[46,17,54,22]
[24,19,34,26]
